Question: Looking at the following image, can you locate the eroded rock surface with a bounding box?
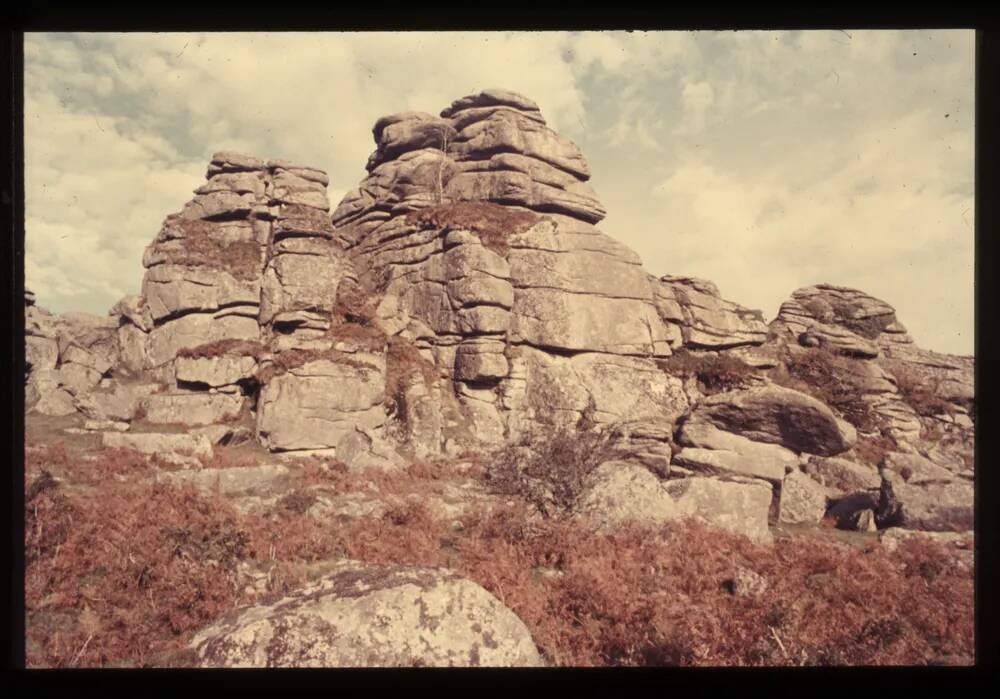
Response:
[23,89,973,542]
[188,561,544,667]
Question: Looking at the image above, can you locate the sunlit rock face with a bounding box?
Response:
[24,88,972,539]
[330,89,693,456]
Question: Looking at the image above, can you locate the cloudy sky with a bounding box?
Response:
[23,31,975,355]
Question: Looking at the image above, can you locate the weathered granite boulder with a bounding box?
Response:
[101,431,213,460]
[802,455,882,494]
[653,275,768,350]
[188,562,545,667]
[256,351,388,452]
[778,468,836,525]
[575,461,678,530]
[76,381,160,422]
[685,384,857,457]
[664,477,773,544]
[675,418,797,483]
[575,462,773,543]
[883,470,973,532]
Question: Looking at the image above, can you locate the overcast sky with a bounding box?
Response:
[23,31,975,355]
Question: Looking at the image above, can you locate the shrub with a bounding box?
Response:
[405,201,542,256]
[657,349,756,394]
[882,360,955,418]
[383,335,439,421]
[484,427,621,517]
[770,348,880,432]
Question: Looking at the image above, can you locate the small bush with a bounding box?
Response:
[770,348,880,432]
[882,360,955,418]
[405,201,542,256]
[657,349,756,394]
[485,427,621,517]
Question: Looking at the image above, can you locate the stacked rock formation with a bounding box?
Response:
[331,89,694,465]
[766,284,974,531]
[24,89,974,538]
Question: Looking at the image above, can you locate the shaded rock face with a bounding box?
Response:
[189,561,544,667]
[685,385,857,457]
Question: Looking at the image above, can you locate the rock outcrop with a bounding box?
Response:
[330,90,693,459]
[23,89,973,542]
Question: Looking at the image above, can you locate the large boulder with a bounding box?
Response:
[188,562,545,667]
[687,384,857,456]
[675,419,797,483]
[575,461,677,530]
[778,469,836,525]
[256,351,388,452]
[883,470,973,532]
[576,462,774,544]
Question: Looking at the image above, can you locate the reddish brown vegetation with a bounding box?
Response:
[324,322,387,353]
[158,217,262,281]
[331,276,380,327]
[405,201,542,255]
[25,443,973,668]
[255,347,380,384]
[176,340,264,360]
[384,336,439,420]
[852,432,900,469]
[658,349,756,394]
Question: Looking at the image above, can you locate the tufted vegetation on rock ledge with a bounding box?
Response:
[881,360,956,418]
[254,347,381,384]
[657,349,756,395]
[769,348,880,432]
[157,216,263,281]
[405,201,543,255]
[176,339,265,360]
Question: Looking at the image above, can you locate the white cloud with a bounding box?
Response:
[23,30,974,355]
